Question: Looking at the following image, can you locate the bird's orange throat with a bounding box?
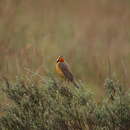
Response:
[59,57,64,62]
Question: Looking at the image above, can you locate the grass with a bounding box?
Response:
[0,0,130,86]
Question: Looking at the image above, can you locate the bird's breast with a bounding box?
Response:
[56,63,64,77]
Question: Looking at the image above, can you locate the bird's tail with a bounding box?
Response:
[72,80,79,88]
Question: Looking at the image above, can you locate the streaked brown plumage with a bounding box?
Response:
[56,56,79,88]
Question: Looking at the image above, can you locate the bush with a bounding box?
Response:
[0,77,130,130]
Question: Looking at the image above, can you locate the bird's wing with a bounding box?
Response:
[58,62,74,81]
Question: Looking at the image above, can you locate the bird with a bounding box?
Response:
[56,56,79,88]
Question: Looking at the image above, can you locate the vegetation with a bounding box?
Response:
[0,77,130,130]
[0,1,130,129]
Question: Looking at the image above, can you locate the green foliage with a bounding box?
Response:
[0,78,130,130]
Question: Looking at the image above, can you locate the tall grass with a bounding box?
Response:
[0,0,130,86]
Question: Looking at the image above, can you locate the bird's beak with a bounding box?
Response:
[56,59,59,63]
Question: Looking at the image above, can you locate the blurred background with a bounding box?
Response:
[0,0,130,93]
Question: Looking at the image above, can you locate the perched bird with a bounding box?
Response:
[56,56,79,88]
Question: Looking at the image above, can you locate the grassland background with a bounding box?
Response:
[0,0,130,93]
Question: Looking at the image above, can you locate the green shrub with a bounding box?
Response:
[0,77,130,130]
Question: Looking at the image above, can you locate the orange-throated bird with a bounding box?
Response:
[56,56,79,88]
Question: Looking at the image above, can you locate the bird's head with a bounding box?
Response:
[56,56,64,63]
